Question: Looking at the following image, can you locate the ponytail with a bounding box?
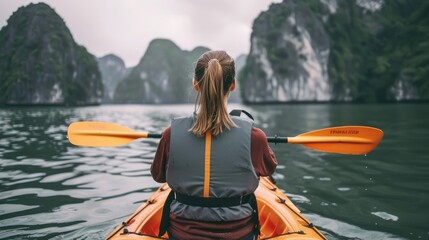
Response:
[190,51,236,136]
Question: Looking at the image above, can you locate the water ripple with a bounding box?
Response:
[371,211,399,221]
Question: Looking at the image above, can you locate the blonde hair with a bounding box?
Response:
[190,50,236,136]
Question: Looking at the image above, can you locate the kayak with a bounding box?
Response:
[106,176,327,240]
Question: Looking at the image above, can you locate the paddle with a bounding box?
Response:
[68,122,383,155]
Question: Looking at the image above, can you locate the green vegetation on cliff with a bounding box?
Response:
[241,0,429,102]
[0,3,102,105]
[324,0,429,101]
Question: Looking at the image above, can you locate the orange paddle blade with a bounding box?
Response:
[287,126,383,155]
[68,121,150,147]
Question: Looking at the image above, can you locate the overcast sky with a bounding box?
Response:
[0,0,282,67]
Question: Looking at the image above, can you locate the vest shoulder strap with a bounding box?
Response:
[229,109,254,121]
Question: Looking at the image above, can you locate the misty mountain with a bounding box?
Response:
[97,54,131,103]
[114,39,209,103]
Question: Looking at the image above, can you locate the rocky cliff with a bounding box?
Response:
[97,54,130,103]
[114,39,209,103]
[241,0,429,103]
[241,0,331,103]
[229,54,247,103]
[0,3,102,105]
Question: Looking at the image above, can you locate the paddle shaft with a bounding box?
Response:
[78,130,288,143]
[87,131,288,143]
[135,135,370,144]
[267,136,288,143]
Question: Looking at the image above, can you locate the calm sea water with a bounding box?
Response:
[0,103,428,240]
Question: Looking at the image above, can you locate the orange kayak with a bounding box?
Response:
[106,176,326,239]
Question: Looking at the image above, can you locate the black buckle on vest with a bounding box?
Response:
[174,192,253,208]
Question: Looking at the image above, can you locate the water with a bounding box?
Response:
[0,103,428,239]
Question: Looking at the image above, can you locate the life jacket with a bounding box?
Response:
[159,111,260,236]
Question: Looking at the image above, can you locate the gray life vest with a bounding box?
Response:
[166,115,259,222]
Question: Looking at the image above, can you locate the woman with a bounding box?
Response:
[151,50,277,239]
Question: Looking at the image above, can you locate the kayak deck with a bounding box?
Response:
[106,176,326,239]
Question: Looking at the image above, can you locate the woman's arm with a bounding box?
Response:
[150,127,171,183]
[251,127,278,176]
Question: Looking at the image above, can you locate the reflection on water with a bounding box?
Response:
[1,104,428,239]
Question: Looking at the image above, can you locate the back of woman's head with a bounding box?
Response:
[190,50,236,136]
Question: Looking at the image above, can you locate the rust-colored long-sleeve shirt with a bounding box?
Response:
[150,126,277,239]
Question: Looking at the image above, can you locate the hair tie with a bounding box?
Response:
[208,58,220,65]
